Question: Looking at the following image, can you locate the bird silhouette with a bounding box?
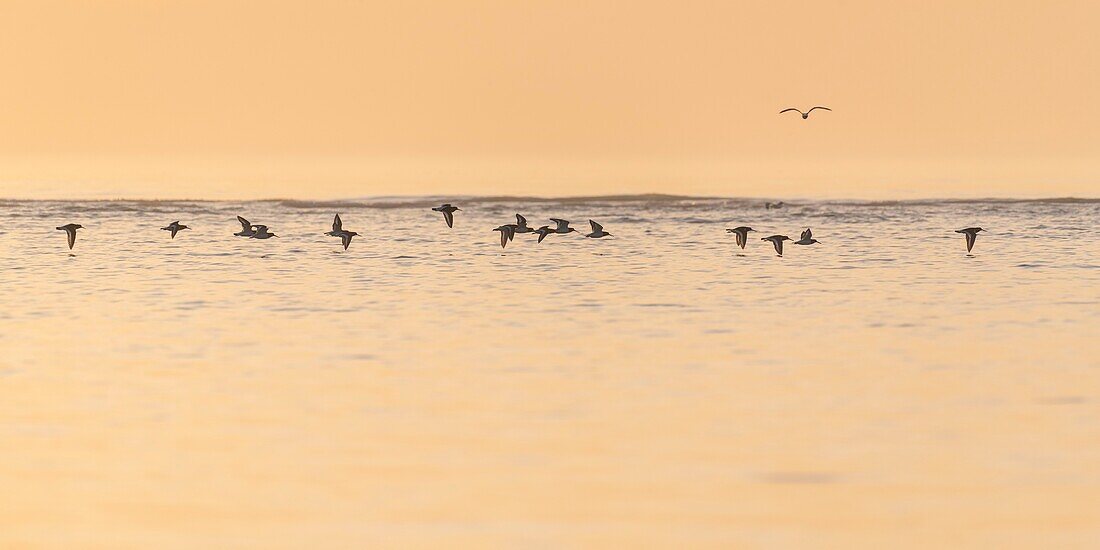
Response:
[780,106,831,119]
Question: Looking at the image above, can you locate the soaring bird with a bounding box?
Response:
[550,218,577,234]
[235,216,256,237]
[762,235,791,256]
[161,221,189,239]
[956,227,984,253]
[780,106,831,119]
[432,204,460,228]
[533,225,554,243]
[585,220,611,238]
[493,224,517,248]
[250,225,278,239]
[726,226,755,249]
[793,228,819,245]
[56,223,83,250]
[513,214,534,233]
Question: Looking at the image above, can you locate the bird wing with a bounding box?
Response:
[775,240,783,255]
[550,218,570,230]
[965,231,976,252]
[170,228,179,238]
[237,216,251,231]
[332,214,342,232]
[801,228,812,241]
[443,210,454,228]
[516,214,527,226]
[341,233,352,250]
[536,228,549,243]
[66,228,76,249]
[736,231,745,248]
[807,106,831,113]
[779,108,801,115]
[589,220,603,232]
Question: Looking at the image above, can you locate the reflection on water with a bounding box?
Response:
[1,197,1099,546]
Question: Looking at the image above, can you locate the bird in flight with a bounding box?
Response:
[235,216,256,237]
[493,224,517,248]
[956,227,984,253]
[56,223,83,250]
[726,226,755,249]
[762,234,791,256]
[326,214,359,250]
[585,220,611,238]
[780,106,831,119]
[533,225,554,243]
[161,221,189,239]
[513,214,534,234]
[432,204,460,228]
[550,218,578,235]
[793,228,819,245]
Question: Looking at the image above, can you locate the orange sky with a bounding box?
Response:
[1,1,1098,199]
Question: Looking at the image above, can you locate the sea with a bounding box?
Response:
[1,196,1098,547]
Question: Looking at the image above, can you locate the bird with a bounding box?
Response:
[762,235,791,256]
[533,225,554,243]
[493,224,517,248]
[956,227,984,253]
[325,214,359,250]
[585,220,611,238]
[432,204,460,228]
[56,223,83,250]
[726,226,755,249]
[780,106,831,119]
[793,228,819,245]
[550,218,577,234]
[513,214,534,233]
[161,221,189,239]
[235,216,256,237]
[250,225,278,239]
[765,201,785,210]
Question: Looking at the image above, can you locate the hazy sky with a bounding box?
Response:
[1,1,1098,199]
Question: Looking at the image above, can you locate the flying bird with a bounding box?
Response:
[793,228,819,245]
[780,106,831,119]
[493,224,517,248]
[432,204,460,228]
[533,225,554,243]
[56,223,83,250]
[765,201,785,210]
[550,218,577,234]
[585,220,611,238]
[325,214,359,250]
[250,225,278,239]
[956,227,984,253]
[513,214,534,233]
[762,235,791,256]
[235,216,256,237]
[726,226,755,249]
[161,221,189,239]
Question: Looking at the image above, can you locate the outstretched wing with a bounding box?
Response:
[237,216,251,231]
[443,210,454,228]
[779,108,801,115]
[341,233,352,250]
[516,214,527,226]
[332,214,343,232]
[67,229,76,249]
[589,220,603,232]
[735,231,746,249]
[801,228,812,241]
[807,106,831,114]
[550,218,570,230]
[170,227,179,239]
[965,231,976,252]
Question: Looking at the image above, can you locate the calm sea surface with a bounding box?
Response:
[1,197,1098,547]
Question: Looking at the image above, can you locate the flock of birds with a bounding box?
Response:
[52,201,987,256]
